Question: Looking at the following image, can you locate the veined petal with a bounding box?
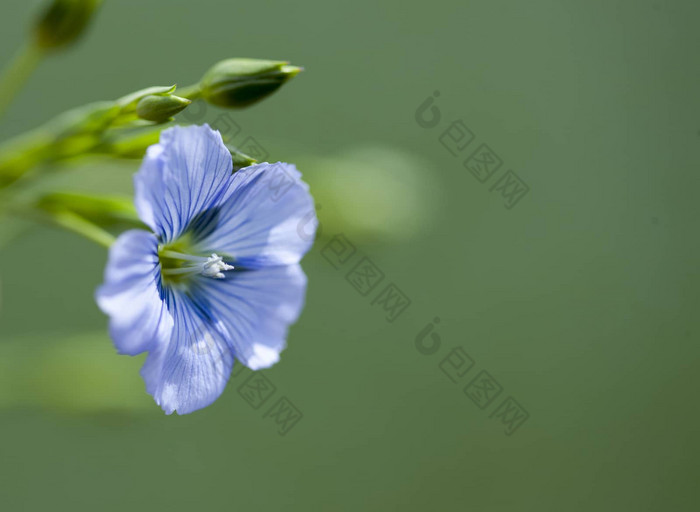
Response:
[140,289,234,415]
[96,230,173,355]
[194,264,308,370]
[134,124,235,242]
[194,162,317,268]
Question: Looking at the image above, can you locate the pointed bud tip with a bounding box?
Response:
[281,65,304,76]
[136,94,191,123]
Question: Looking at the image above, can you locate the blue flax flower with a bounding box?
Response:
[96,124,316,414]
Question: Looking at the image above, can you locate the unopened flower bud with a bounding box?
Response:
[136,94,191,123]
[198,58,302,109]
[225,144,257,171]
[34,0,101,50]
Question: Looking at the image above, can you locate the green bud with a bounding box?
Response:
[117,85,176,111]
[136,94,191,123]
[225,144,257,171]
[34,0,102,50]
[198,58,302,109]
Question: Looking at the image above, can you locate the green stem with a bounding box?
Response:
[2,203,114,249]
[0,42,44,121]
[0,87,200,189]
[177,84,202,101]
[49,210,115,248]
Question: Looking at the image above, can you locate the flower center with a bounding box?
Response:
[159,248,234,284]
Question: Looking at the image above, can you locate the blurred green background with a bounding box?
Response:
[1,0,699,510]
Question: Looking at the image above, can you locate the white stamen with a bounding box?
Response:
[161,251,234,280]
[200,253,234,279]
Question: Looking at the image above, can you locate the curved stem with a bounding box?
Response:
[49,210,115,248]
[0,42,44,121]
[177,84,202,101]
[2,203,114,249]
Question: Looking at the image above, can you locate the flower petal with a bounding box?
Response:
[134,124,235,242]
[194,264,308,370]
[95,230,173,355]
[194,162,317,268]
[140,290,234,415]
